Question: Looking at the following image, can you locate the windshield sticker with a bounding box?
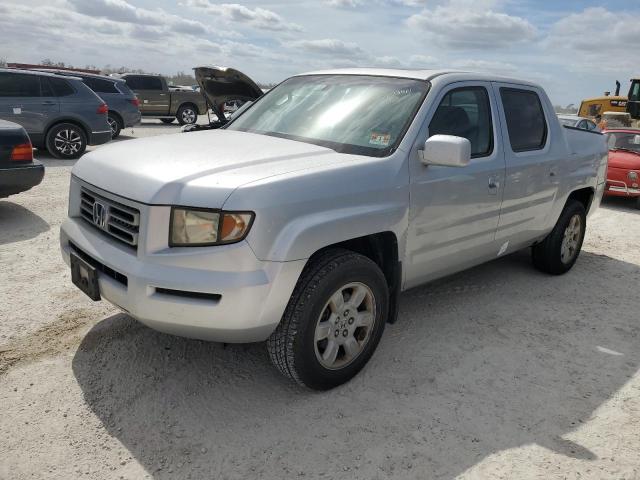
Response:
[369,132,391,146]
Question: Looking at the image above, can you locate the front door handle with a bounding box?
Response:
[41,101,56,105]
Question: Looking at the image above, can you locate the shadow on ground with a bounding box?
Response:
[601,195,640,213]
[72,250,640,479]
[0,201,49,245]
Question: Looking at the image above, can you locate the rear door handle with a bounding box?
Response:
[488,176,500,195]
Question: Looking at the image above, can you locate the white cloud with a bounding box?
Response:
[323,0,364,7]
[407,2,536,48]
[289,39,365,58]
[183,1,303,32]
[451,59,517,74]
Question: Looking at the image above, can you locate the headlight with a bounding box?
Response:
[628,171,638,182]
[170,208,254,246]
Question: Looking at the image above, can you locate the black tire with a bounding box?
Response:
[532,200,586,275]
[160,118,175,124]
[176,104,198,125]
[45,123,87,159]
[107,112,122,139]
[267,249,389,390]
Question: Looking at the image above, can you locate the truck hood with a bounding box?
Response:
[608,149,640,169]
[72,130,342,208]
[193,66,263,108]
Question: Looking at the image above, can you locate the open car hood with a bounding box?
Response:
[193,66,263,109]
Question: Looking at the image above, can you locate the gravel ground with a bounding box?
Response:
[1,120,639,479]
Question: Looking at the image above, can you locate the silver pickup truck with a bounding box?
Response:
[60,69,608,389]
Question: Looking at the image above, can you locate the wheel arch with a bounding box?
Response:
[107,109,124,128]
[306,232,402,324]
[177,101,199,115]
[567,186,595,214]
[44,117,90,142]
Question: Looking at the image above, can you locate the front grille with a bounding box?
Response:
[79,187,140,248]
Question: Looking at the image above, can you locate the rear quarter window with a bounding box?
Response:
[49,77,76,97]
[82,77,119,94]
[500,87,547,152]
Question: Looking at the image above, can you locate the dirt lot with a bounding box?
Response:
[1,120,639,479]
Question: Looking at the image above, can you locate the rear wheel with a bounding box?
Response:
[532,200,586,275]
[160,118,175,124]
[176,104,198,125]
[107,113,122,139]
[46,123,87,159]
[267,249,388,390]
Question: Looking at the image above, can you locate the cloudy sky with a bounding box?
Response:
[1,0,638,104]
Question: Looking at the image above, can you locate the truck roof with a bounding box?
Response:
[296,68,542,88]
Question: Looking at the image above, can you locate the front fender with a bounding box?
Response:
[222,153,410,262]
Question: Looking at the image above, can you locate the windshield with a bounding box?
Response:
[559,117,579,127]
[226,75,429,157]
[606,131,640,154]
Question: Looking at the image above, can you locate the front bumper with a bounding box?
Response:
[0,161,44,198]
[59,179,306,342]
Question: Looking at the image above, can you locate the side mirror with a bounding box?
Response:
[419,135,471,167]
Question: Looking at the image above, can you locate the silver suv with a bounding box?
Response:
[0,69,111,158]
[61,69,608,389]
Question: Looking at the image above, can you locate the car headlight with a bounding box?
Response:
[170,208,254,246]
[628,171,638,182]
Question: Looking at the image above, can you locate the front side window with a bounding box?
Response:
[226,75,429,157]
[429,86,493,157]
[0,73,40,97]
[500,88,547,152]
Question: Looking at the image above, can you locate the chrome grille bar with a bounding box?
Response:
[79,188,140,248]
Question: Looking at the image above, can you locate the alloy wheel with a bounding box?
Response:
[314,282,376,370]
[560,214,582,264]
[53,129,83,156]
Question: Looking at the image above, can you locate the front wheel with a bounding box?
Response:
[176,104,198,125]
[267,249,389,390]
[46,123,87,159]
[532,200,586,275]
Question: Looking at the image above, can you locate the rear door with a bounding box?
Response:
[0,72,58,136]
[405,81,506,288]
[127,76,168,115]
[492,83,559,248]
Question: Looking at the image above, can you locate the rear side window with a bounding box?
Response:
[500,88,547,152]
[82,77,119,94]
[141,76,162,90]
[0,73,41,97]
[49,77,76,97]
[429,86,493,157]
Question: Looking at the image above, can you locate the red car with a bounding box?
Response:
[603,128,640,209]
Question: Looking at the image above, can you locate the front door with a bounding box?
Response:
[405,81,506,288]
[0,72,58,136]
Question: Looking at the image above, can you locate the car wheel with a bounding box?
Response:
[267,249,388,390]
[160,118,175,124]
[176,104,198,125]
[532,200,586,275]
[46,123,87,159]
[107,113,122,139]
